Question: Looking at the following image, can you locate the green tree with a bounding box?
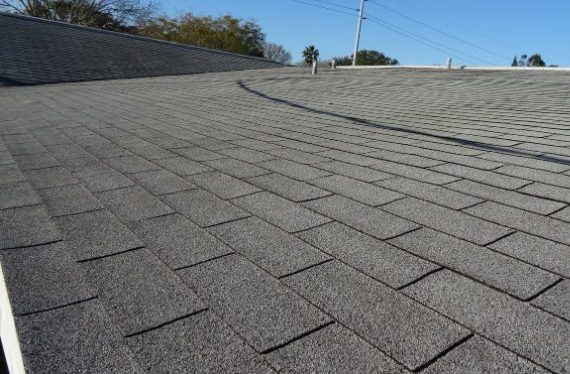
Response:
[335,50,398,66]
[302,45,319,65]
[511,56,518,67]
[527,54,546,67]
[138,14,266,57]
[0,0,152,31]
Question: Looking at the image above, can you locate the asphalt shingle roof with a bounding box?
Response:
[1,61,570,372]
[0,13,281,86]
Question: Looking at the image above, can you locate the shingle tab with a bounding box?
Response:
[303,195,418,239]
[233,191,331,232]
[15,300,143,373]
[97,186,174,222]
[247,173,332,202]
[209,217,330,277]
[178,254,332,352]
[188,171,260,199]
[59,209,143,260]
[531,280,570,321]
[83,248,205,336]
[383,198,513,245]
[131,169,195,195]
[283,261,470,371]
[389,228,559,299]
[127,311,274,374]
[162,189,250,227]
[0,242,95,315]
[403,270,570,373]
[39,183,102,216]
[265,324,407,374]
[297,222,438,288]
[0,181,41,209]
[0,205,61,249]
[132,213,233,269]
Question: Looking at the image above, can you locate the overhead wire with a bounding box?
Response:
[368,0,509,61]
[277,0,358,17]
[365,14,495,65]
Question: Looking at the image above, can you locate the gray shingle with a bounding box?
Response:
[265,323,407,374]
[59,209,143,260]
[162,189,250,227]
[153,156,213,176]
[14,153,60,170]
[132,213,233,269]
[531,280,570,321]
[82,248,205,336]
[551,206,570,222]
[233,191,331,232]
[389,228,558,299]
[0,242,95,315]
[219,147,277,163]
[131,169,195,195]
[371,160,460,185]
[204,157,269,178]
[383,198,513,245]
[495,165,570,189]
[178,254,331,352]
[74,165,135,192]
[313,160,393,182]
[97,186,173,222]
[0,205,61,249]
[478,152,569,173]
[519,182,570,204]
[24,166,79,189]
[0,181,41,209]
[15,300,143,373]
[246,173,332,202]
[188,171,260,199]
[464,201,570,246]
[297,222,438,288]
[0,164,26,185]
[39,183,102,216]
[304,194,418,239]
[445,179,565,214]
[309,174,404,206]
[421,336,549,374]
[431,163,530,190]
[209,217,330,277]
[266,148,330,164]
[489,232,570,278]
[175,146,226,161]
[104,155,160,174]
[5,141,45,156]
[127,311,274,374]
[403,270,570,373]
[257,159,331,180]
[283,261,470,371]
[376,177,482,210]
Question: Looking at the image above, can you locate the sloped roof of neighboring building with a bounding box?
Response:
[0,12,281,85]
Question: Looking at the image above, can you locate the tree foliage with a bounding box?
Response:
[138,14,266,57]
[335,50,398,66]
[302,45,319,65]
[512,54,546,67]
[263,42,292,64]
[0,0,152,31]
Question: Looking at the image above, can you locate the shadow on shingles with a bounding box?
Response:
[237,80,570,167]
[0,75,28,86]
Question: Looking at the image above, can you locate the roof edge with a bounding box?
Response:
[0,11,282,65]
[0,262,26,374]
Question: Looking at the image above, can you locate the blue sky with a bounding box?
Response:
[158,0,570,66]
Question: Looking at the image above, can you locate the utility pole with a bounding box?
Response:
[352,0,366,66]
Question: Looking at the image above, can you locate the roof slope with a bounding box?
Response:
[0,13,281,85]
[1,67,570,373]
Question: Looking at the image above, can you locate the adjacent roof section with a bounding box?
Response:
[0,12,282,86]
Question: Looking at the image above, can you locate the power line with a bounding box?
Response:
[277,0,358,17]
[365,15,485,65]
[308,0,359,12]
[383,0,518,50]
[368,0,509,61]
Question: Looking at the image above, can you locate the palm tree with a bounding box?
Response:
[302,45,319,65]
